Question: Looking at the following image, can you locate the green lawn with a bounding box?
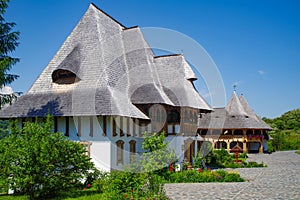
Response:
[0,193,105,200]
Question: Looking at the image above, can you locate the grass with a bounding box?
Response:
[0,195,28,200]
[0,192,104,200]
[296,150,300,154]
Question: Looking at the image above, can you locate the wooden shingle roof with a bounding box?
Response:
[0,4,211,119]
[198,92,272,130]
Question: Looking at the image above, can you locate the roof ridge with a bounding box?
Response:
[154,54,182,59]
[123,26,139,30]
[90,3,126,28]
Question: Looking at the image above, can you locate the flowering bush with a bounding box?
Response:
[167,169,244,183]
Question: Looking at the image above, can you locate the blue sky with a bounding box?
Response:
[4,0,300,118]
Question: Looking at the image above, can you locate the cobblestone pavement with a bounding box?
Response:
[164,151,300,200]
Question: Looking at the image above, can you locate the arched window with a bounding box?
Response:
[116,140,124,165]
[230,141,237,149]
[215,141,227,149]
[129,140,136,163]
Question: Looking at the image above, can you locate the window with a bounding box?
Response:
[234,129,243,135]
[129,140,136,163]
[200,129,208,136]
[167,110,180,134]
[116,140,124,165]
[174,124,180,134]
[52,69,79,84]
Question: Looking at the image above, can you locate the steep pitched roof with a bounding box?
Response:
[0,3,211,119]
[198,93,272,130]
[239,94,271,129]
[225,91,248,116]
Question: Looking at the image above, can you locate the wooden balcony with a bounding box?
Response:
[201,135,244,140]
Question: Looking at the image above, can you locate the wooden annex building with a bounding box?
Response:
[197,91,271,154]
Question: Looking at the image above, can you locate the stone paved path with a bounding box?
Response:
[164,151,300,200]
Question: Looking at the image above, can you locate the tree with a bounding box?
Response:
[139,132,177,173]
[0,119,8,139]
[0,0,20,109]
[0,116,94,199]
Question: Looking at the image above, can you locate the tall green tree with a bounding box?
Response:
[0,0,20,109]
[139,132,177,173]
[0,116,94,199]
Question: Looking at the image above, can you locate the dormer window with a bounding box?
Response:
[52,45,81,84]
[52,69,80,84]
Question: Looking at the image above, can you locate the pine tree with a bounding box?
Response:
[0,0,20,109]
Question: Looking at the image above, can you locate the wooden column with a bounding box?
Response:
[243,142,247,153]
[259,142,263,154]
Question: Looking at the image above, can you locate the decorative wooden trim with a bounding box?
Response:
[127,118,131,137]
[113,117,117,137]
[103,116,107,136]
[54,117,58,132]
[77,116,81,137]
[120,117,124,137]
[65,116,69,137]
[133,119,136,137]
[89,116,93,137]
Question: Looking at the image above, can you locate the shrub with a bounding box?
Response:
[99,171,167,200]
[0,116,94,199]
[223,172,244,182]
[167,169,244,183]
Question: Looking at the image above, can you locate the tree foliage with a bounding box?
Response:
[263,108,300,151]
[0,0,20,108]
[0,116,94,199]
[0,119,8,139]
[262,108,300,131]
[139,132,177,173]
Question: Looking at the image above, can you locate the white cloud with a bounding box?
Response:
[0,86,14,94]
[258,70,265,75]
